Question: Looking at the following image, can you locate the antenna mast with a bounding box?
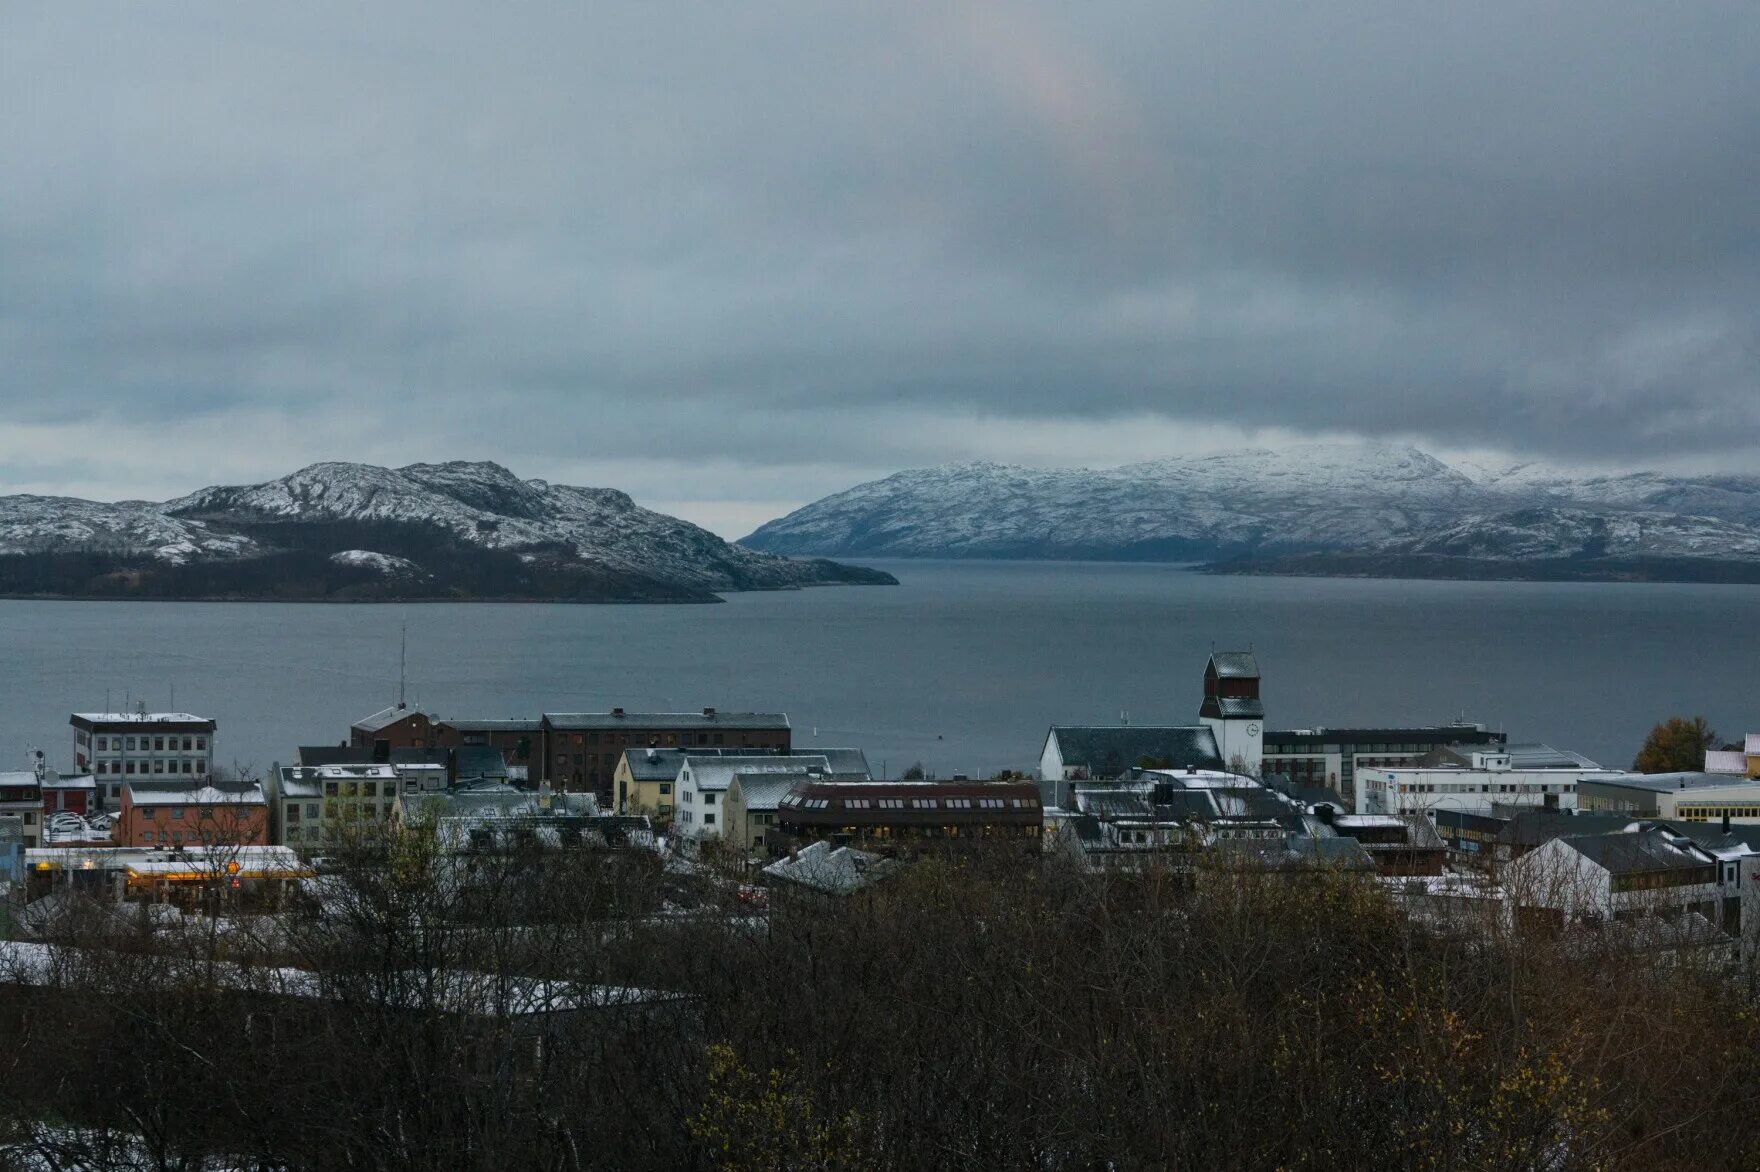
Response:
[398,623,408,709]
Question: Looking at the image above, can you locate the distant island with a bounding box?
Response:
[740,444,1760,584]
[0,461,895,603]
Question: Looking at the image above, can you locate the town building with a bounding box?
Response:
[1326,813,1447,877]
[23,844,310,909]
[1578,772,1760,823]
[0,771,43,848]
[1430,808,1636,866]
[0,817,23,890]
[349,704,434,759]
[116,779,269,849]
[762,840,899,897]
[725,771,818,855]
[1262,723,1506,804]
[1355,744,1602,817]
[71,711,216,806]
[675,753,868,843]
[541,709,792,795]
[1504,828,1721,931]
[769,778,1043,854]
[273,763,410,847]
[39,771,96,819]
[432,718,540,768]
[1197,651,1265,775]
[393,786,652,854]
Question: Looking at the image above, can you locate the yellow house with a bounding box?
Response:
[614,748,688,820]
[723,772,803,856]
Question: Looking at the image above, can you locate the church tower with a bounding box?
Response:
[1199,651,1263,776]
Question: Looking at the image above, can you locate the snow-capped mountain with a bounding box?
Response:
[740,443,1760,577]
[0,461,893,602]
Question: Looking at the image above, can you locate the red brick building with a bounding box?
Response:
[541,709,791,796]
[349,705,434,760]
[117,780,269,849]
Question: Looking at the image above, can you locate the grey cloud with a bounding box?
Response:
[1,0,1756,514]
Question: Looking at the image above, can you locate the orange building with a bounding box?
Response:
[117,780,269,849]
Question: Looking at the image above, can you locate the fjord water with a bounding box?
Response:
[3,560,1757,778]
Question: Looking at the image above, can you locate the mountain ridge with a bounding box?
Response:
[740,444,1760,580]
[0,460,894,602]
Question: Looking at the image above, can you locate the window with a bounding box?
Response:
[194,760,205,775]
[660,783,672,795]
[153,761,165,774]
[171,807,185,818]
[362,782,377,798]
[96,737,108,751]
[182,738,192,751]
[181,761,192,774]
[97,763,108,775]
[200,807,213,818]
[288,805,301,822]
[125,738,136,751]
[196,738,205,751]
[153,737,164,751]
[704,813,716,825]
[172,831,183,843]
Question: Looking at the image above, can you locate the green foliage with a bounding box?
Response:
[1633,715,1718,773]
[686,1044,876,1172]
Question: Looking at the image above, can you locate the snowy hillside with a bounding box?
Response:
[0,461,893,602]
[741,443,1760,575]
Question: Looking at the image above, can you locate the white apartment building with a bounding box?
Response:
[674,752,869,843]
[71,711,216,810]
[1356,744,1599,817]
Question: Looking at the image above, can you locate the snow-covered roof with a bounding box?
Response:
[352,704,428,733]
[1747,733,1760,757]
[762,840,898,894]
[71,712,211,724]
[683,755,830,793]
[123,781,265,806]
[544,711,789,731]
[1705,750,1749,775]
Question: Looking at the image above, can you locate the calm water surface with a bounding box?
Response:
[2,561,1757,777]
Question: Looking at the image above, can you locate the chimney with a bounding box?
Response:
[612,707,625,719]
[703,707,716,718]
[645,747,658,763]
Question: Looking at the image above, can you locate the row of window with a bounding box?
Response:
[676,810,717,825]
[779,794,1040,811]
[1678,806,1760,821]
[94,736,207,753]
[98,760,206,776]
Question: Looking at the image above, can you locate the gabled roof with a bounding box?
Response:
[683,755,830,793]
[125,780,265,806]
[762,840,898,895]
[1207,652,1260,679]
[1207,697,1265,719]
[729,772,807,813]
[1047,726,1223,777]
[1705,750,1749,775]
[1747,733,1760,756]
[1562,830,1715,875]
[352,705,428,733]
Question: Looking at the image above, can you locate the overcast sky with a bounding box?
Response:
[2,2,1756,536]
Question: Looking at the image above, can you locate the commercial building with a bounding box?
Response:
[541,709,792,795]
[1578,772,1760,824]
[1355,744,1602,817]
[769,778,1043,854]
[71,712,216,806]
[1262,724,1506,804]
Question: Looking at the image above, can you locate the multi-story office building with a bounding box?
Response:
[1261,724,1506,804]
[71,712,217,809]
